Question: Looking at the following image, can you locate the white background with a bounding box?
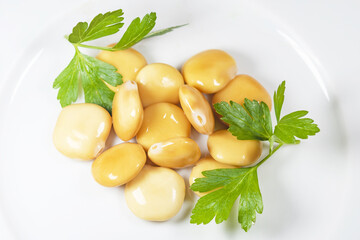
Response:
[0,0,359,239]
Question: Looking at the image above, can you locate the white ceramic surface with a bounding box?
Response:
[0,0,359,239]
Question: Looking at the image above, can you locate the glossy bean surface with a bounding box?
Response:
[92,143,146,187]
[112,81,143,141]
[179,85,214,135]
[97,46,147,84]
[148,137,201,168]
[135,63,184,107]
[53,103,112,160]
[125,165,185,221]
[208,130,262,167]
[136,103,191,150]
[182,49,237,94]
[212,74,272,110]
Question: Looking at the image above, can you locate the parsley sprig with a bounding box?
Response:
[54,9,185,112]
[190,81,320,231]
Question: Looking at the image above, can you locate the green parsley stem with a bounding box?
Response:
[74,43,116,51]
[255,143,283,169]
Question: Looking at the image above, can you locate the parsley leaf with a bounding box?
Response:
[68,9,124,44]
[54,9,185,111]
[274,110,320,144]
[214,99,272,141]
[191,81,320,231]
[113,12,157,50]
[144,24,188,39]
[80,54,122,112]
[53,53,81,107]
[53,50,122,112]
[273,80,285,123]
[190,167,263,232]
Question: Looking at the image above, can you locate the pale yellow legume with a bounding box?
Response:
[212,74,272,110]
[182,49,237,94]
[112,81,143,141]
[136,103,191,150]
[53,103,111,160]
[97,45,147,84]
[92,143,146,187]
[148,137,201,168]
[208,130,262,167]
[125,165,185,221]
[135,63,184,107]
[179,85,214,135]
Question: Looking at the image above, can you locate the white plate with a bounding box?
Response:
[1,0,359,239]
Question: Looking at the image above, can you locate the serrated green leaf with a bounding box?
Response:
[143,24,188,39]
[53,53,80,107]
[68,22,88,44]
[56,9,186,111]
[68,9,124,44]
[114,12,156,50]
[274,81,286,123]
[274,110,320,144]
[53,51,122,112]
[214,100,272,141]
[238,170,263,232]
[190,167,263,231]
[191,168,245,193]
[190,80,320,231]
[83,55,122,87]
[79,54,122,112]
[243,99,273,137]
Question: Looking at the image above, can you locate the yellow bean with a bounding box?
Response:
[136,103,191,150]
[212,74,272,110]
[125,165,185,221]
[92,143,146,187]
[96,46,147,84]
[207,130,262,167]
[182,49,237,94]
[148,137,201,168]
[112,81,143,141]
[179,85,214,134]
[135,63,184,107]
[53,103,111,160]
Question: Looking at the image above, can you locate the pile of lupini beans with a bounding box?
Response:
[53,48,271,221]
